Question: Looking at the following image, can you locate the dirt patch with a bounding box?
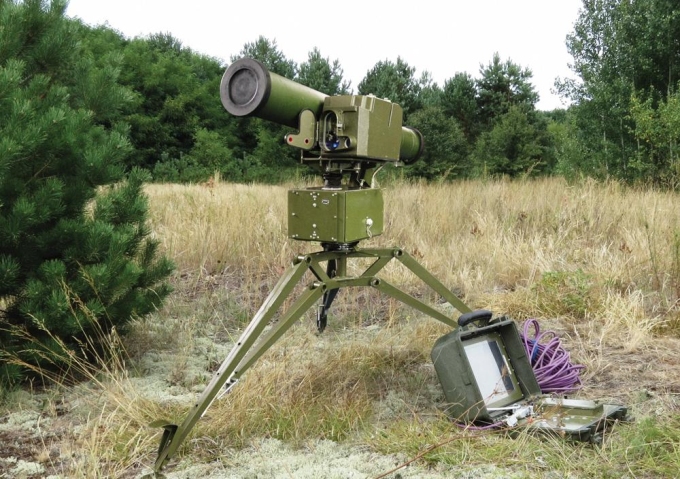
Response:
[577,336,680,421]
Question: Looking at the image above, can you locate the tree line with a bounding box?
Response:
[74,28,556,183]
[559,0,680,185]
[60,1,680,187]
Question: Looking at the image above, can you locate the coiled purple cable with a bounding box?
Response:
[520,319,584,393]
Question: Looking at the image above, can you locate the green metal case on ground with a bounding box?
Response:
[288,187,384,243]
[431,318,541,423]
[431,316,627,442]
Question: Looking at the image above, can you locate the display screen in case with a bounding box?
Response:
[463,333,523,408]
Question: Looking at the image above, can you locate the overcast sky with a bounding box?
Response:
[66,0,583,111]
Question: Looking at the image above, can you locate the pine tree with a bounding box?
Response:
[0,0,173,384]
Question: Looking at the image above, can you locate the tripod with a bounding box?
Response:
[153,239,471,472]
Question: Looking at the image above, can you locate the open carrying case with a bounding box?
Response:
[431,312,627,442]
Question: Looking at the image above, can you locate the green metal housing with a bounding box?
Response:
[431,318,541,423]
[318,95,403,161]
[150,58,462,474]
[288,188,384,243]
[220,58,325,128]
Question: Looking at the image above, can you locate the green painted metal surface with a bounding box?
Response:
[220,58,325,128]
[430,320,626,442]
[152,58,463,475]
[288,187,384,243]
[320,95,403,161]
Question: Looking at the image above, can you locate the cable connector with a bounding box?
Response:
[504,405,534,427]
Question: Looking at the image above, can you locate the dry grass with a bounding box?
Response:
[145,176,680,333]
[4,175,680,477]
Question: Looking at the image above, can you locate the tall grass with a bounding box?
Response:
[146,176,680,332]
[5,176,680,477]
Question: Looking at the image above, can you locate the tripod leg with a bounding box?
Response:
[396,250,472,316]
[153,256,312,473]
[371,279,458,329]
[235,284,325,376]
